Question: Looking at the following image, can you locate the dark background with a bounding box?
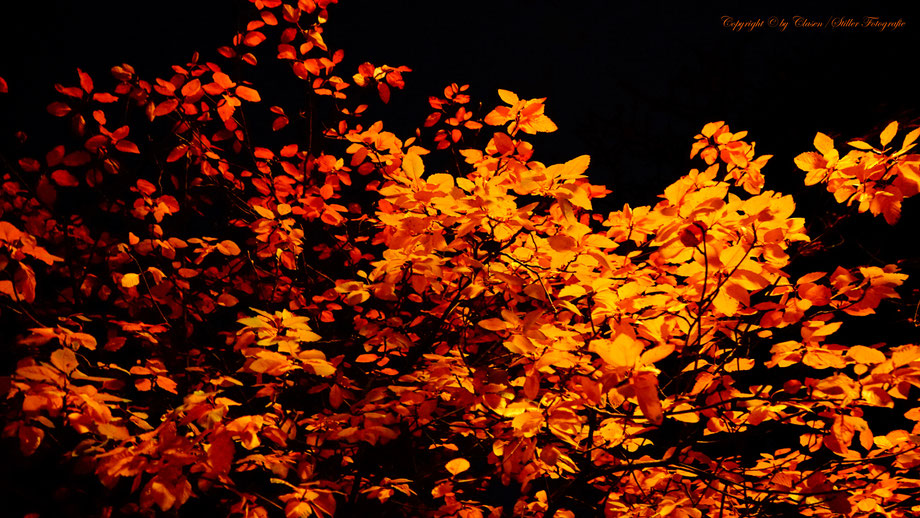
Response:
[1,0,917,205]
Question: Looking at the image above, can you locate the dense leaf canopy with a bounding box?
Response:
[2,1,920,517]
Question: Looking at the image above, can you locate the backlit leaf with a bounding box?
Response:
[121,273,140,288]
[446,457,470,476]
[880,121,898,147]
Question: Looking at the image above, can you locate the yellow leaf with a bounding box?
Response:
[848,140,874,150]
[253,205,275,219]
[669,402,700,423]
[121,273,140,288]
[880,121,898,147]
[403,152,424,181]
[847,345,886,364]
[592,329,642,369]
[794,152,824,172]
[700,121,724,138]
[812,321,842,337]
[903,126,920,150]
[723,358,755,372]
[446,457,470,476]
[497,89,519,105]
[813,132,834,155]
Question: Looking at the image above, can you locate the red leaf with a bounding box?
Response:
[377,82,390,104]
[243,31,267,47]
[77,68,93,93]
[47,102,72,117]
[51,169,79,187]
[116,140,140,154]
[55,84,84,98]
[19,157,41,172]
[46,145,65,167]
[63,150,92,166]
[154,98,179,117]
[272,116,289,131]
[167,145,188,163]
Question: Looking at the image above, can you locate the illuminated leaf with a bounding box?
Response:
[880,121,898,147]
[47,102,71,117]
[121,273,140,288]
[446,457,470,476]
[50,348,78,374]
[51,169,79,187]
[632,372,663,425]
[217,240,242,255]
[236,85,262,102]
[847,345,885,364]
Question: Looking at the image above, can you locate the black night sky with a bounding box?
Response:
[1,1,917,205]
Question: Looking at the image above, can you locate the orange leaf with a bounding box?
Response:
[632,372,663,425]
[217,293,239,306]
[236,85,262,102]
[593,328,642,369]
[497,89,519,105]
[121,273,140,288]
[156,376,178,394]
[446,457,470,476]
[478,318,508,331]
[213,71,236,90]
[847,345,886,364]
[813,132,834,155]
[547,234,577,252]
[51,348,78,374]
[243,31,267,47]
[216,240,241,255]
[880,121,898,147]
[355,353,378,363]
[19,425,44,456]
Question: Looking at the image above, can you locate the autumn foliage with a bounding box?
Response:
[3,1,920,517]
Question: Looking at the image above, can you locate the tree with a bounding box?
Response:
[2,1,920,517]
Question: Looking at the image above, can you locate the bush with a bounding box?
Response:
[2,1,920,517]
